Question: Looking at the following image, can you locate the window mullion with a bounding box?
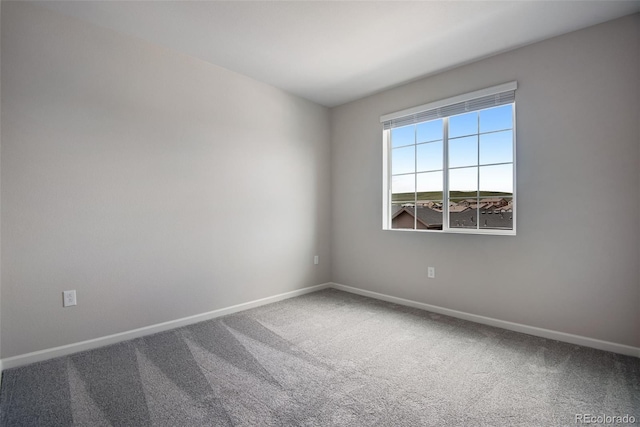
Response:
[476,114,480,230]
[443,117,449,231]
[414,126,418,230]
[511,103,517,233]
[385,129,392,229]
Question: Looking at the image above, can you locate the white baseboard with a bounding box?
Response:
[330,283,640,358]
[2,280,637,371]
[1,283,332,370]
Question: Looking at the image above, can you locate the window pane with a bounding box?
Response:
[417,171,443,201]
[480,130,513,165]
[449,199,477,229]
[417,119,443,143]
[417,141,443,172]
[480,105,512,133]
[449,112,478,138]
[448,136,477,168]
[479,164,513,195]
[449,167,477,198]
[391,203,415,230]
[392,174,415,203]
[415,203,443,230]
[392,145,415,175]
[391,125,415,148]
[479,197,513,230]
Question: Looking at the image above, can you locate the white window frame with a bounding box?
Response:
[381,82,517,236]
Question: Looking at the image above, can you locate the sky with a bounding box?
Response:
[391,104,514,196]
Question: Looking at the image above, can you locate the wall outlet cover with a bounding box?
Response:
[63,290,77,307]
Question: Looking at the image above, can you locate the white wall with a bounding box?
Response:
[0,2,331,358]
[331,14,640,348]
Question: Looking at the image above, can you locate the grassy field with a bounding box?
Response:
[392,191,512,202]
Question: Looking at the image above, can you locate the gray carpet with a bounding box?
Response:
[1,289,639,426]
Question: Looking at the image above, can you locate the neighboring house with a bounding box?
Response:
[448,204,472,213]
[480,198,509,207]
[392,206,443,230]
[393,205,513,230]
[455,198,508,208]
[502,201,514,212]
[450,211,477,228]
[469,203,489,210]
[458,199,477,207]
[476,209,513,229]
[416,201,443,212]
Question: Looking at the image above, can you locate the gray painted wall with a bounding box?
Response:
[1,3,638,361]
[331,14,640,347]
[1,2,331,358]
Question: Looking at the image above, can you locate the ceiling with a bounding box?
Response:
[37,1,640,107]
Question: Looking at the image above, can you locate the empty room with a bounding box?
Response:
[0,1,639,426]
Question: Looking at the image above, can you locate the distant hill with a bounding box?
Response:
[392,191,512,202]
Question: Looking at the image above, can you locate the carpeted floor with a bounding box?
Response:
[1,288,639,426]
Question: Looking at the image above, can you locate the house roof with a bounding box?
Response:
[392,205,443,228]
[393,205,512,230]
[448,205,471,213]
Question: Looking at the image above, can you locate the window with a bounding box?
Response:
[381,82,516,235]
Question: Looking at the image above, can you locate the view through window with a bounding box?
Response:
[383,83,516,234]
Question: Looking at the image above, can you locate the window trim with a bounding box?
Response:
[380,81,517,124]
[381,82,517,235]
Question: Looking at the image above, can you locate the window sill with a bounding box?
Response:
[383,228,516,236]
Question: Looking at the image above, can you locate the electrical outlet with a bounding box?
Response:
[314,255,319,265]
[428,267,435,279]
[63,290,77,307]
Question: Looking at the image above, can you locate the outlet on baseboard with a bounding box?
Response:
[63,290,77,307]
